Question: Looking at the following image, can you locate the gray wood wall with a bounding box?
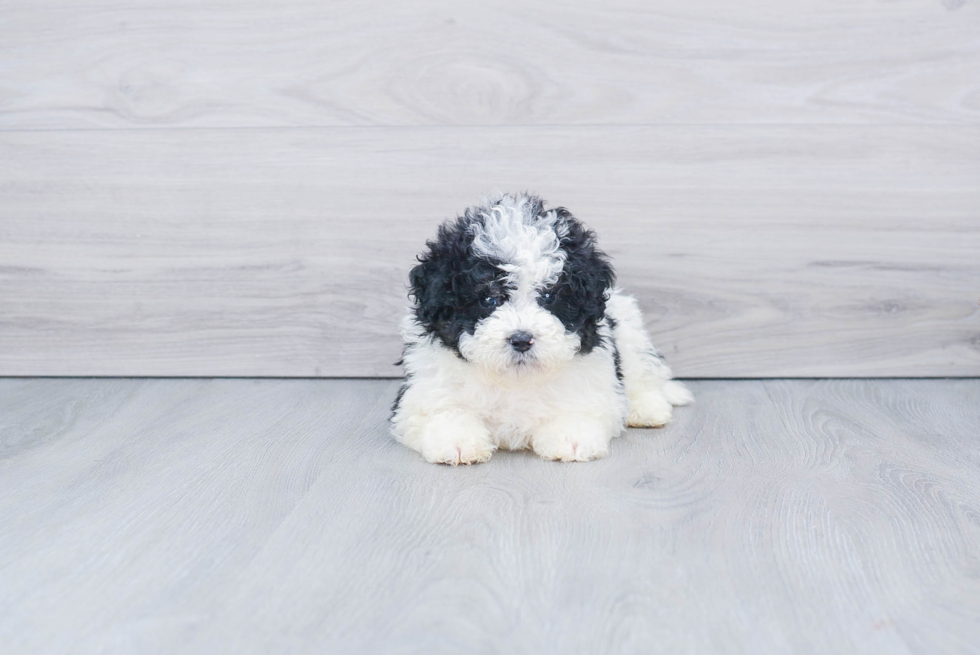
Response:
[2,0,978,377]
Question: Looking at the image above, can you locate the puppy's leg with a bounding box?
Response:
[391,380,495,465]
[394,407,495,465]
[532,415,613,462]
[606,291,693,428]
[412,410,495,465]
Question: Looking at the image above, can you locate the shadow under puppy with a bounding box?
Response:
[391,193,692,464]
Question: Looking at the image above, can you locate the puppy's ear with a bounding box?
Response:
[407,260,427,306]
[409,247,445,330]
[408,219,471,329]
[554,208,616,301]
[551,208,616,354]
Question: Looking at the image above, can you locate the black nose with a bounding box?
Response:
[509,331,534,353]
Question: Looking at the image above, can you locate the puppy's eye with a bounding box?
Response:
[539,291,556,305]
[480,295,499,308]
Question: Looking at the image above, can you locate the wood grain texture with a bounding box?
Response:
[2,126,978,377]
[1,378,978,654]
[1,0,978,130]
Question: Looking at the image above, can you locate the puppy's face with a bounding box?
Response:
[409,195,614,376]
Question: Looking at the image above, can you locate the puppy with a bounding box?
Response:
[390,193,692,464]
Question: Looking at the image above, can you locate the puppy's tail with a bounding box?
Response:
[662,380,694,406]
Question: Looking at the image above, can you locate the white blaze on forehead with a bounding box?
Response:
[469,195,567,291]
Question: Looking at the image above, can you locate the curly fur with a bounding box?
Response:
[391,193,692,464]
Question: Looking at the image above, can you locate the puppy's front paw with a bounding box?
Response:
[417,412,495,466]
[627,390,673,428]
[532,418,612,462]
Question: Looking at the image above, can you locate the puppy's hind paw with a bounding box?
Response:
[627,391,674,428]
[662,380,694,406]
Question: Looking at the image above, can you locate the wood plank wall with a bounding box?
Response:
[1,0,978,377]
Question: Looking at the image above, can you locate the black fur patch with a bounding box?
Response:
[391,344,414,418]
[611,342,623,381]
[605,316,623,380]
[390,381,408,419]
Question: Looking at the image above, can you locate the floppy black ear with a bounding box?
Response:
[550,208,616,353]
[409,250,452,330]
[408,221,465,330]
[407,217,504,354]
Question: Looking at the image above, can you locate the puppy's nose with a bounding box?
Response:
[508,331,534,353]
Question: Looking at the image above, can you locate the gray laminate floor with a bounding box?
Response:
[1,378,978,655]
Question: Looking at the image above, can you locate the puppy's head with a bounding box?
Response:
[409,194,614,375]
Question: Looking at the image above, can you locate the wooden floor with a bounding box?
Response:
[1,378,978,654]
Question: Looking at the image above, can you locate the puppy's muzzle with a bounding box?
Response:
[508,331,534,353]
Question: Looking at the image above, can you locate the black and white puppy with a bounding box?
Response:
[391,193,692,464]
